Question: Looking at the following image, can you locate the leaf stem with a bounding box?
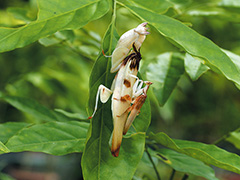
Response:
[182,174,189,180]
[145,146,161,180]
[213,128,240,145]
[169,169,176,180]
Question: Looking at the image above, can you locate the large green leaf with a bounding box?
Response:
[0,122,29,144]
[152,148,218,180]
[3,121,89,155]
[0,0,109,53]
[146,53,184,106]
[184,53,209,81]
[0,95,71,122]
[81,21,151,180]
[149,132,240,174]
[117,0,240,86]
[221,49,240,89]
[0,141,10,154]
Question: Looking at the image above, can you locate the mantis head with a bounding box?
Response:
[134,22,150,35]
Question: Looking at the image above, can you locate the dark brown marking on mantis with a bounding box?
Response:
[120,95,131,102]
[111,146,120,157]
[123,79,131,88]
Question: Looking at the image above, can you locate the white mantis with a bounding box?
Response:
[89,23,152,157]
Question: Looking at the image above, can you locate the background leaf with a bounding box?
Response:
[0,95,72,122]
[0,0,109,53]
[118,1,240,86]
[149,132,240,174]
[0,141,10,154]
[184,53,209,81]
[0,173,15,180]
[3,121,89,155]
[0,122,29,144]
[219,0,240,7]
[146,52,184,106]
[118,0,173,14]
[226,129,240,150]
[152,148,218,180]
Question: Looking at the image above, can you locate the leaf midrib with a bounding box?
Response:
[0,0,100,44]
[6,137,86,149]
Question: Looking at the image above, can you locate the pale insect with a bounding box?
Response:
[110,22,150,73]
[89,23,151,157]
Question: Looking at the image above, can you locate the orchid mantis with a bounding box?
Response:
[89,23,152,157]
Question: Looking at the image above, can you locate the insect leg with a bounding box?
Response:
[88,85,112,119]
[102,49,112,57]
[123,81,153,134]
[130,74,145,99]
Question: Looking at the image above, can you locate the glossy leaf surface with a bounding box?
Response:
[153,148,218,180]
[149,132,240,174]
[146,53,184,106]
[184,53,209,81]
[0,0,109,52]
[0,122,29,144]
[0,95,71,122]
[118,0,240,86]
[3,121,89,155]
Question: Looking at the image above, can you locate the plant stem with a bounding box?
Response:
[169,169,176,180]
[145,146,161,180]
[182,174,189,180]
[213,128,240,145]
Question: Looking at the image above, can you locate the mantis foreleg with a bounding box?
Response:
[89,85,112,119]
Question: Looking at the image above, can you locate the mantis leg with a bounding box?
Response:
[88,85,112,119]
[123,81,152,134]
[130,74,148,99]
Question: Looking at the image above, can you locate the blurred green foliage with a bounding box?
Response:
[0,0,240,179]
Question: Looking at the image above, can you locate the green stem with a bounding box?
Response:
[169,169,176,180]
[145,146,161,180]
[213,134,230,145]
[182,174,189,180]
[213,128,240,145]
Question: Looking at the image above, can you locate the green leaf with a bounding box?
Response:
[54,108,88,120]
[152,148,218,180]
[82,22,151,179]
[38,36,61,46]
[0,173,15,180]
[149,132,240,174]
[4,121,89,155]
[0,141,10,154]
[0,95,73,122]
[118,2,240,86]
[146,53,184,106]
[219,0,240,7]
[226,129,240,150]
[184,53,209,81]
[221,49,240,87]
[184,7,240,23]
[39,30,75,46]
[7,7,35,23]
[0,122,29,144]
[118,0,173,14]
[0,0,109,53]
